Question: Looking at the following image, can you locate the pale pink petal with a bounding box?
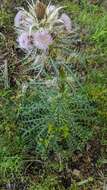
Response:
[33,30,53,50]
[14,10,33,29]
[60,13,72,32]
[46,5,56,15]
[48,5,56,13]
[18,32,34,51]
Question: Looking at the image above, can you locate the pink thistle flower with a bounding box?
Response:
[60,13,72,32]
[48,5,56,13]
[46,5,56,15]
[14,10,33,29]
[34,30,53,50]
[18,32,34,51]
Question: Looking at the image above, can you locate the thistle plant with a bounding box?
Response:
[14,0,72,81]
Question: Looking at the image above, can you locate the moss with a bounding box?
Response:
[0,9,13,27]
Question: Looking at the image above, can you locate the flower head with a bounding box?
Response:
[60,13,72,32]
[15,2,71,54]
[34,30,53,50]
[14,10,33,29]
[35,0,46,19]
[18,32,34,51]
[47,5,56,14]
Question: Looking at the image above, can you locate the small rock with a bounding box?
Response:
[72,169,81,178]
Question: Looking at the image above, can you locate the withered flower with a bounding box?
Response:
[35,0,46,19]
